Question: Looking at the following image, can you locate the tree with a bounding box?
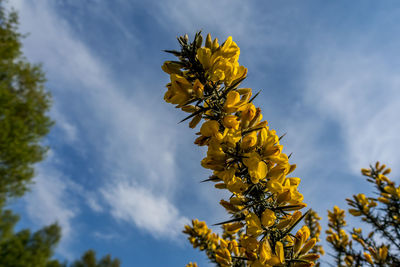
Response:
[326,162,400,266]
[70,250,120,267]
[0,3,121,267]
[0,0,53,201]
[162,32,321,266]
[0,2,61,266]
[0,201,62,267]
[0,204,119,267]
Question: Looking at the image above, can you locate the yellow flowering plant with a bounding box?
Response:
[162,32,321,267]
[326,162,400,266]
[304,210,324,267]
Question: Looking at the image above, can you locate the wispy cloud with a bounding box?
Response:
[298,15,400,261]
[101,180,189,240]
[24,152,80,258]
[12,0,189,245]
[304,42,400,178]
[151,0,252,36]
[93,231,120,241]
[85,192,104,213]
[50,107,78,144]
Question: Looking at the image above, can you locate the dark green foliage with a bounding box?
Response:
[0,202,121,267]
[0,0,53,201]
[71,250,121,267]
[0,3,121,266]
[0,2,62,266]
[0,203,61,267]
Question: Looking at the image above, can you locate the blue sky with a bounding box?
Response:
[6,0,400,266]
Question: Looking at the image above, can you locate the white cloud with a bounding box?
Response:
[85,193,104,213]
[25,172,76,237]
[101,180,189,239]
[93,231,119,240]
[152,0,252,36]
[304,46,400,178]
[24,159,79,258]
[11,0,188,243]
[296,30,400,262]
[51,107,78,143]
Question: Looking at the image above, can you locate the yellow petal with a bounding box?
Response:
[200,120,220,137]
[259,239,272,262]
[275,241,285,263]
[223,115,239,130]
[261,209,276,227]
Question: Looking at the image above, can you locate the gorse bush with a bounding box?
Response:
[162,32,321,267]
[161,32,400,267]
[304,210,324,267]
[326,162,400,266]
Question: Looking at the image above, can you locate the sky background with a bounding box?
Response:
[5,0,400,266]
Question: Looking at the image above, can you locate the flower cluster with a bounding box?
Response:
[162,32,319,266]
[304,210,324,266]
[326,162,400,266]
[183,219,241,266]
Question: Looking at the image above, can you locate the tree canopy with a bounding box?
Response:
[0,2,120,266]
[0,0,53,201]
[0,204,62,267]
[70,250,121,267]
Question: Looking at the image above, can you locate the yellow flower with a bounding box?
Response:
[215,247,232,266]
[379,246,388,261]
[197,47,212,70]
[223,222,243,235]
[240,103,256,124]
[263,241,285,265]
[277,189,291,203]
[243,152,268,184]
[275,241,285,264]
[259,239,272,263]
[228,240,240,256]
[200,120,220,137]
[161,61,182,75]
[193,79,204,98]
[220,199,242,213]
[364,252,374,265]
[223,128,242,147]
[299,238,316,255]
[226,176,248,194]
[261,209,276,227]
[267,180,283,193]
[215,168,235,183]
[219,36,240,59]
[250,260,271,267]
[196,35,246,85]
[201,139,226,171]
[164,74,193,105]
[224,91,241,113]
[241,235,259,254]
[348,209,362,216]
[223,115,239,130]
[245,213,263,236]
[241,131,258,150]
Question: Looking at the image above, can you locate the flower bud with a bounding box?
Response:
[195,34,203,48]
[205,33,212,48]
[189,114,202,129]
